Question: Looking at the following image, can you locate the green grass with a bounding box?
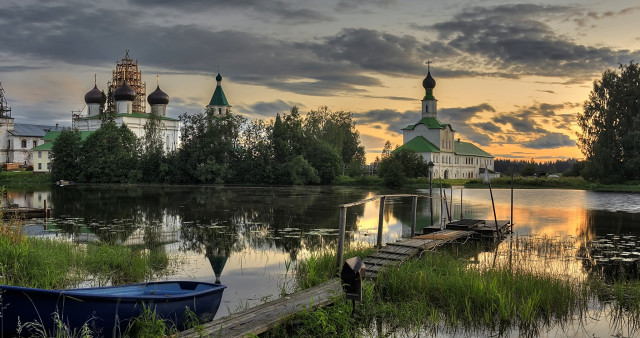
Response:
[270,237,640,337]
[0,171,52,186]
[294,245,376,290]
[0,225,172,289]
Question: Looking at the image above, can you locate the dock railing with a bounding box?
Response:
[337,194,436,268]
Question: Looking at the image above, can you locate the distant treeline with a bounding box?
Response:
[494,158,580,176]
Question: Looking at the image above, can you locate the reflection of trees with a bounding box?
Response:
[48,185,375,260]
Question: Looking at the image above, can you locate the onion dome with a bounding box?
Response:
[114,80,136,101]
[422,71,436,89]
[147,85,170,105]
[84,85,102,104]
[216,73,222,82]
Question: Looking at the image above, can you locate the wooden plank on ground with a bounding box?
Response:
[379,245,415,255]
[180,279,342,338]
[368,252,406,261]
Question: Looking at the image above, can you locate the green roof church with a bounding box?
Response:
[398,65,496,179]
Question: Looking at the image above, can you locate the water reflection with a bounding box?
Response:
[11,186,640,321]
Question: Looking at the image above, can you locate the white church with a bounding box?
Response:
[398,66,496,179]
[33,51,233,173]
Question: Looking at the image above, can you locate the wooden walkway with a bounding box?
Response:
[181,227,490,337]
[179,279,341,337]
[363,229,474,279]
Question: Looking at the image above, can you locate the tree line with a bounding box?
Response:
[494,158,581,176]
[50,106,365,185]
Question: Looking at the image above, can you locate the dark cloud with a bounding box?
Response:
[476,122,501,133]
[355,108,417,130]
[336,0,396,10]
[438,104,496,145]
[310,28,427,76]
[417,4,640,81]
[575,7,640,26]
[127,0,333,24]
[0,4,380,96]
[235,99,302,119]
[493,114,542,133]
[521,132,576,149]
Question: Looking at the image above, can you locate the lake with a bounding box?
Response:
[12,185,640,335]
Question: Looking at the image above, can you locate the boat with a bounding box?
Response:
[0,281,226,336]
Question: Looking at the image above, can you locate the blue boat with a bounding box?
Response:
[0,281,226,336]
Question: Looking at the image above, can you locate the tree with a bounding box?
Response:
[139,111,166,182]
[578,62,640,182]
[79,122,139,183]
[176,111,245,183]
[50,130,83,181]
[520,160,536,177]
[377,147,428,186]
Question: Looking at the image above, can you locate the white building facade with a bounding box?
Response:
[398,68,496,179]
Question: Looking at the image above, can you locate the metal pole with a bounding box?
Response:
[429,171,433,226]
[411,196,417,237]
[377,196,386,249]
[337,206,347,269]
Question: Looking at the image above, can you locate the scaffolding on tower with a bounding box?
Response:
[108,50,146,114]
[0,82,12,118]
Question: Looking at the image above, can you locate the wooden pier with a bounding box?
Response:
[180,227,501,337]
[181,189,514,337]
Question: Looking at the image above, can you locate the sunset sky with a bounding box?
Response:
[1,0,639,162]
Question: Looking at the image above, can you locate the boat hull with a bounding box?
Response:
[0,281,226,336]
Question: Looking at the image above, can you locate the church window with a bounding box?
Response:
[219,108,222,114]
[21,140,27,148]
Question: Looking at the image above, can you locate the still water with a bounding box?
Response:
[12,185,640,330]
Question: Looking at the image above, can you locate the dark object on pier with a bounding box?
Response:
[341,257,365,302]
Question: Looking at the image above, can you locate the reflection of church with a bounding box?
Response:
[398,66,496,179]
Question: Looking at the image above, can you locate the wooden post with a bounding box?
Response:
[487,170,499,233]
[376,196,386,249]
[410,196,417,237]
[337,206,347,269]
[443,185,451,222]
[510,173,514,233]
[460,188,464,220]
[44,199,48,219]
[429,171,433,226]
[439,179,446,230]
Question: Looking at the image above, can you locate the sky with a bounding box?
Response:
[1,0,639,163]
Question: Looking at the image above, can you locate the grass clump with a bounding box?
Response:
[0,225,172,289]
[294,245,376,290]
[271,243,588,337]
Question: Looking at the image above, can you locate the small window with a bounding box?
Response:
[21,139,27,148]
[38,163,42,170]
[38,151,42,158]
[218,108,222,114]
[33,140,37,148]
[47,163,51,170]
